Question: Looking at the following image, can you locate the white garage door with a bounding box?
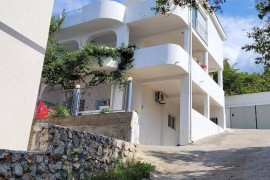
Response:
[231,106,256,129]
[257,105,270,129]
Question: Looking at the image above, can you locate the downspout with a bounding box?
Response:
[188,7,193,143]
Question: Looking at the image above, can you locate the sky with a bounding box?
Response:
[52,0,263,73]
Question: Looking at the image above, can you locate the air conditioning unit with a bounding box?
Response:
[155,91,166,104]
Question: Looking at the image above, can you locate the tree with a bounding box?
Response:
[152,0,226,14]
[43,17,134,90]
[218,59,270,96]
[242,0,270,69]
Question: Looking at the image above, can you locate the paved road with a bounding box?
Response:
[137,129,270,179]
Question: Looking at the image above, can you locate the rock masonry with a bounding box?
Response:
[0,123,137,179]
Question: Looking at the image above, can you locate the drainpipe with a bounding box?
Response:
[188,7,193,143]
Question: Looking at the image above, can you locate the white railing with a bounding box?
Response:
[192,18,208,43]
[60,8,82,18]
[192,59,224,106]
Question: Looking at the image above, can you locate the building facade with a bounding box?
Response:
[55,0,227,146]
[0,0,54,150]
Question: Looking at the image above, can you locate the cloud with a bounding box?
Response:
[219,15,263,73]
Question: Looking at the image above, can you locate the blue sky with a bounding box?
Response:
[52,0,263,73]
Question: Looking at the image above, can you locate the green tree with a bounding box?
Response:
[220,59,270,96]
[152,0,226,14]
[242,0,270,69]
[42,17,134,90]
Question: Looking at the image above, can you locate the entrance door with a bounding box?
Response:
[231,106,256,129]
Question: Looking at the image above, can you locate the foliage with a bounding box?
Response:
[92,160,155,180]
[99,106,112,114]
[43,16,135,90]
[217,59,270,96]
[152,0,226,14]
[49,105,70,117]
[242,0,270,69]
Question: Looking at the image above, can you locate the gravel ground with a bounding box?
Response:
[137,129,270,179]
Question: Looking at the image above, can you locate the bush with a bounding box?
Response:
[99,107,112,114]
[92,160,155,180]
[49,105,70,117]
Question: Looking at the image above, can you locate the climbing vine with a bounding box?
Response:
[43,16,135,90]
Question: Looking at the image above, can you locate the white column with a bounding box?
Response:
[112,25,130,109]
[160,105,165,146]
[111,84,125,111]
[115,25,130,47]
[218,107,226,131]
[180,74,191,145]
[203,51,209,73]
[182,27,189,52]
[218,69,223,89]
[204,94,210,119]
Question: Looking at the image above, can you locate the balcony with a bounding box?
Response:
[130,44,189,80]
[61,1,126,29]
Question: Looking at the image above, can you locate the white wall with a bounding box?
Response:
[191,109,219,141]
[162,102,180,146]
[140,86,162,145]
[207,14,224,69]
[226,92,270,107]
[0,0,54,150]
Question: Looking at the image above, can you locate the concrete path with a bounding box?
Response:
[137,129,270,179]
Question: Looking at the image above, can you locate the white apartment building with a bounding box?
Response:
[55,0,227,146]
[0,0,54,150]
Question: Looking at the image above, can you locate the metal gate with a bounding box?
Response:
[230,105,270,129]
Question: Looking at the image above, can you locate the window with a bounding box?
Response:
[168,114,176,130]
[210,117,218,125]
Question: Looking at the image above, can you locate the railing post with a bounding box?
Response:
[72,84,81,116]
[125,77,133,112]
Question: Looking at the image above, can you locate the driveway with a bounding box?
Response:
[137,129,270,179]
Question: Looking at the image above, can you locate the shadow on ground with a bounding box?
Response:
[145,146,270,179]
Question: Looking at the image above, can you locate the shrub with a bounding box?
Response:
[99,107,112,114]
[92,160,155,180]
[49,105,70,117]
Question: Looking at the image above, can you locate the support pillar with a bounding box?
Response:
[180,74,191,145]
[204,93,210,119]
[125,77,133,112]
[115,25,129,47]
[203,51,209,73]
[218,69,223,89]
[182,27,189,52]
[111,84,125,111]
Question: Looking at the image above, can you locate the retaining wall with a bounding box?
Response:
[28,112,134,150]
[0,123,137,179]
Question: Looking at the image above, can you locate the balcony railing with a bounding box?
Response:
[60,8,82,18]
[192,18,208,44]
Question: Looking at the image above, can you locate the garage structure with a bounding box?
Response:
[225,92,270,129]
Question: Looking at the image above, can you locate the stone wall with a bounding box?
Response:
[0,123,137,179]
[28,112,133,150]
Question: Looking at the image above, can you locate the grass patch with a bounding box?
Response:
[92,160,155,180]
